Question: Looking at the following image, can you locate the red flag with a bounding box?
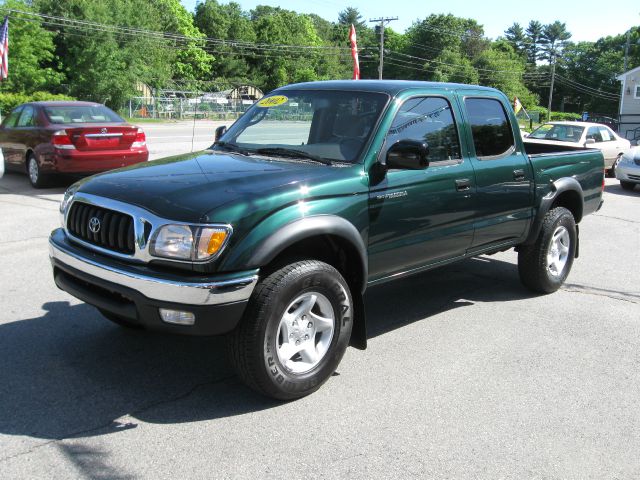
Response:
[349,24,359,80]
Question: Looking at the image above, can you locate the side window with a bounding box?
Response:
[17,106,35,127]
[586,126,602,143]
[464,98,514,158]
[2,107,23,128]
[385,97,461,162]
[598,127,614,142]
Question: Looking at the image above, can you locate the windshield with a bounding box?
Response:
[44,105,124,124]
[529,123,584,143]
[217,90,389,163]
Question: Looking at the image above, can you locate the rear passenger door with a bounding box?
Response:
[368,94,476,281]
[459,94,533,250]
[0,106,23,167]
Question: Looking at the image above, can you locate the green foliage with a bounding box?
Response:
[337,7,365,28]
[527,106,581,123]
[474,41,538,107]
[155,0,213,82]
[0,91,74,114]
[0,0,63,93]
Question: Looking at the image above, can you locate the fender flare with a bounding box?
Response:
[523,177,584,245]
[246,215,368,294]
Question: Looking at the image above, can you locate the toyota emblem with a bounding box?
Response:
[88,217,101,234]
[100,128,108,134]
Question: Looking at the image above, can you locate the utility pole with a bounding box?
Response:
[624,31,630,72]
[547,51,557,121]
[369,16,398,80]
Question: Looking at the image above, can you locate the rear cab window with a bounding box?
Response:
[463,97,515,158]
[2,107,23,128]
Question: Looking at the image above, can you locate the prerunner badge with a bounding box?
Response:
[256,95,288,107]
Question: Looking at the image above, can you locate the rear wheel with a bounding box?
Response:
[620,181,636,191]
[228,260,353,400]
[27,153,48,188]
[518,207,576,294]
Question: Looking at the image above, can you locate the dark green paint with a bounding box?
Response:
[73,80,605,284]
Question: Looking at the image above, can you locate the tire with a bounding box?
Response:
[518,207,576,294]
[228,260,353,400]
[610,154,622,178]
[98,309,142,329]
[620,181,636,191]
[27,153,48,189]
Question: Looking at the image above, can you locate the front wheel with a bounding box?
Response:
[610,154,623,178]
[27,153,48,188]
[228,260,353,400]
[518,207,576,294]
[620,181,636,191]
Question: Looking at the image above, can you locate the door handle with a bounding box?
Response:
[455,178,471,191]
[513,169,526,181]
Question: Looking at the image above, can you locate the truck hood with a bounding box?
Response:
[75,151,362,223]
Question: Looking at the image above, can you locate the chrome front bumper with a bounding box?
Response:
[49,228,259,307]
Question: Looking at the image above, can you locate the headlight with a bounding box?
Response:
[60,185,79,214]
[150,224,231,261]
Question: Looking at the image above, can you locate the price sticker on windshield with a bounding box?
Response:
[257,95,288,108]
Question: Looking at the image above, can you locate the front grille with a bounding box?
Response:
[67,202,135,254]
[628,174,640,181]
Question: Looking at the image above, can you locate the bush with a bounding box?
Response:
[0,91,75,115]
[526,106,581,123]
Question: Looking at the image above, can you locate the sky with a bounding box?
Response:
[181,0,639,43]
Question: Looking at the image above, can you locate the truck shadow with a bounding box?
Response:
[0,256,534,443]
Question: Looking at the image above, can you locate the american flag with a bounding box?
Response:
[0,16,8,80]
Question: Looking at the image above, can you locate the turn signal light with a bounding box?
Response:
[132,127,146,148]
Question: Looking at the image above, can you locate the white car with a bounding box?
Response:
[615,146,640,191]
[526,121,631,176]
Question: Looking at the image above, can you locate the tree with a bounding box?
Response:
[34,0,175,107]
[431,49,479,84]
[337,7,366,29]
[525,20,544,64]
[194,0,256,82]
[155,0,213,83]
[0,0,64,93]
[540,21,571,62]
[474,40,538,107]
[504,23,526,57]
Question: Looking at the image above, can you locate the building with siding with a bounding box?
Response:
[617,66,640,143]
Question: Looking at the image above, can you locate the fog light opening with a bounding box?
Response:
[159,309,195,326]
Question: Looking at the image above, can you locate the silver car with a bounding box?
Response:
[615,146,640,191]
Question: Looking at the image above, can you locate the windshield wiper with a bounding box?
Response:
[255,147,332,166]
[214,141,251,156]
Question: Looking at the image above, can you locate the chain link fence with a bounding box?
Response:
[126,96,258,120]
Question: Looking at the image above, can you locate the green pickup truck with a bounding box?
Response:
[49,80,604,399]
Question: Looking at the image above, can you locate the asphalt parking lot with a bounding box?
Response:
[0,167,639,478]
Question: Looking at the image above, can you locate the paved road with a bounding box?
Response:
[0,173,639,479]
[142,120,228,160]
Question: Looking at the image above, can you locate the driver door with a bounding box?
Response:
[367,94,476,282]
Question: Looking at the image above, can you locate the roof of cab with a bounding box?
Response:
[276,80,499,96]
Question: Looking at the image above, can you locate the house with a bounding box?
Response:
[617,66,640,143]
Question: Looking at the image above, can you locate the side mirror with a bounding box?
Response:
[585,138,596,145]
[386,140,429,170]
[214,125,227,143]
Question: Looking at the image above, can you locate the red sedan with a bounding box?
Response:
[0,101,148,188]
